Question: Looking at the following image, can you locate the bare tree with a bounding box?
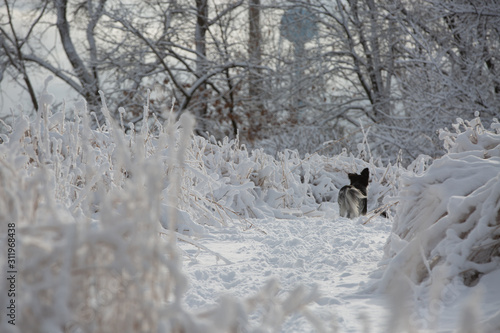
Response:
[383,0,500,160]
[248,0,263,112]
[193,0,209,133]
[283,0,498,161]
[55,0,104,114]
[0,0,48,111]
[0,0,110,122]
[4,0,498,163]
[398,0,500,117]
[262,0,407,159]
[104,0,249,133]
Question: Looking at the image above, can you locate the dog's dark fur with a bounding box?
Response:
[338,168,369,219]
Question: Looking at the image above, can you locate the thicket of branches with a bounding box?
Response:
[1,0,499,163]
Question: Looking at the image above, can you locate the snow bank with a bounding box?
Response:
[379,115,500,329]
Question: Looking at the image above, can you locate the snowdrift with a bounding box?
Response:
[380,115,500,329]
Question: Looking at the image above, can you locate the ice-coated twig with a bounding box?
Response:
[159,230,233,265]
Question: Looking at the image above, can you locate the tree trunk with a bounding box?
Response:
[55,0,100,117]
[248,0,263,112]
[194,0,209,135]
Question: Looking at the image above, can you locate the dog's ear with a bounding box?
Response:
[360,168,369,184]
[361,168,369,178]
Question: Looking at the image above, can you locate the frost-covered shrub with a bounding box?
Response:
[290,151,403,215]
[0,84,196,333]
[251,123,344,158]
[380,115,500,290]
[183,132,400,223]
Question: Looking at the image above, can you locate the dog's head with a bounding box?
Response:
[348,168,369,189]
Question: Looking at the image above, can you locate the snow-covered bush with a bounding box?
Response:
[0,82,199,332]
[184,128,399,224]
[379,115,500,328]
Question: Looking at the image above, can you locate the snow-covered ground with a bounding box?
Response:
[178,213,391,332]
[177,210,500,333]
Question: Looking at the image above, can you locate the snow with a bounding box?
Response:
[1,89,499,332]
[378,116,500,332]
[177,214,391,332]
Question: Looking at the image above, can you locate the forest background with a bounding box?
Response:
[2,0,499,163]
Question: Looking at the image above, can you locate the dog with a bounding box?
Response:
[337,168,369,219]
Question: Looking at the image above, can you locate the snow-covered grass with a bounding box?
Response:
[1,83,499,332]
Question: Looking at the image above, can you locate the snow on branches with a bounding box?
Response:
[381,115,500,293]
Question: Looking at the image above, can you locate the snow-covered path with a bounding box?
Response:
[179,213,392,332]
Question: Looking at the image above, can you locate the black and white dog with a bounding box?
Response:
[338,168,369,219]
